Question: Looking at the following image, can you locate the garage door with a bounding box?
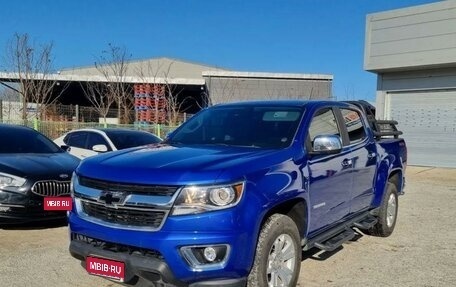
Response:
[386,90,456,168]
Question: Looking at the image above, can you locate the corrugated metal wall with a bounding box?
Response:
[205,77,332,105]
[387,90,456,168]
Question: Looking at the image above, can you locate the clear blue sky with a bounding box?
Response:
[0,0,439,101]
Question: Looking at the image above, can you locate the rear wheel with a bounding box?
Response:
[369,182,398,237]
[247,214,301,287]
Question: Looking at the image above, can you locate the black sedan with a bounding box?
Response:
[0,124,80,224]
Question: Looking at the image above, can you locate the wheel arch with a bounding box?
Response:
[259,198,308,241]
[373,159,404,207]
[388,169,404,194]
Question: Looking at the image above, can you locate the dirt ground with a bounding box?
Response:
[1,166,455,287]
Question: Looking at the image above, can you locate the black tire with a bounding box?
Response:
[247,214,301,287]
[369,182,399,237]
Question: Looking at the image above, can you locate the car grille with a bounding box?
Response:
[31,180,71,197]
[81,200,166,228]
[71,233,163,259]
[78,176,177,196]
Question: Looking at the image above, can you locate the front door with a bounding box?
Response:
[306,108,353,235]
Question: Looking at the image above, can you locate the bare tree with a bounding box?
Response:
[136,59,188,126]
[343,84,356,101]
[80,81,116,127]
[94,44,133,124]
[164,80,186,126]
[161,62,187,126]
[4,33,65,122]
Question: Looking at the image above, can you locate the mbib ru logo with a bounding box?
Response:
[89,262,122,274]
[43,197,72,211]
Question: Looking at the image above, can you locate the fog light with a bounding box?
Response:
[203,247,217,262]
[180,244,230,269]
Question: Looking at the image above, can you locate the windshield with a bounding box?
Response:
[104,130,162,150]
[0,126,62,154]
[168,105,303,148]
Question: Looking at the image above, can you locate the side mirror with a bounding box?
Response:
[61,145,71,152]
[311,135,342,155]
[92,144,108,153]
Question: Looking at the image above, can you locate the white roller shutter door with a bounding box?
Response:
[386,91,456,168]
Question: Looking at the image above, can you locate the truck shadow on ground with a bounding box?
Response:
[302,231,364,261]
[0,218,67,230]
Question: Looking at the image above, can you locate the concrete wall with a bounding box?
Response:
[365,1,456,72]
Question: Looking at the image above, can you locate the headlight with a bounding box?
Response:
[171,182,244,215]
[70,172,77,198]
[0,172,26,188]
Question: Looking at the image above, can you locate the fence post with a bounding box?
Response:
[157,124,161,138]
[75,105,79,122]
[33,118,38,130]
[0,100,3,122]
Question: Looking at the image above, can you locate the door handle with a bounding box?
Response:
[341,159,352,167]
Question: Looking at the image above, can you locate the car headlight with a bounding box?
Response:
[0,172,26,188]
[171,182,244,215]
[70,172,77,198]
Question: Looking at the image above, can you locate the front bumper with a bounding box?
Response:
[0,190,66,224]
[70,239,246,287]
[69,211,254,286]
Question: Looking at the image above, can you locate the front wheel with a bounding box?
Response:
[247,214,301,287]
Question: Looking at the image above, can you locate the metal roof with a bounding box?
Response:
[0,57,333,86]
[0,57,228,85]
[202,70,333,80]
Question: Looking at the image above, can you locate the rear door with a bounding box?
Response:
[306,107,353,234]
[337,108,377,214]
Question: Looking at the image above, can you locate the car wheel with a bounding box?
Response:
[247,214,301,287]
[369,182,399,237]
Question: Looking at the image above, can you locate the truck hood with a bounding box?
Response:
[77,144,292,185]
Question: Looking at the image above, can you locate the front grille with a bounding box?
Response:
[79,176,177,196]
[71,233,163,259]
[81,201,166,228]
[31,180,71,197]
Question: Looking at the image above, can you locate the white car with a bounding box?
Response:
[54,128,161,159]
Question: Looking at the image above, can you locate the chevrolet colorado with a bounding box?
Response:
[69,100,406,287]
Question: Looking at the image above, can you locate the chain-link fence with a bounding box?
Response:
[1,118,178,139]
[0,100,189,139]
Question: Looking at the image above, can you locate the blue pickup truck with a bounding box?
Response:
[69,100,407,287]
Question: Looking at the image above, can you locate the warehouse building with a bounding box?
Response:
[1,57,333,120]
[365,0,456,168]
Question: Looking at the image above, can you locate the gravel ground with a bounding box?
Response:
[1,166,455,287]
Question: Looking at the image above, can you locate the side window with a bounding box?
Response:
[308,108,340,143]
[340,109,367,145]
[63,134,71,145]
[66,132,88,149]
[87,132,111,151]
